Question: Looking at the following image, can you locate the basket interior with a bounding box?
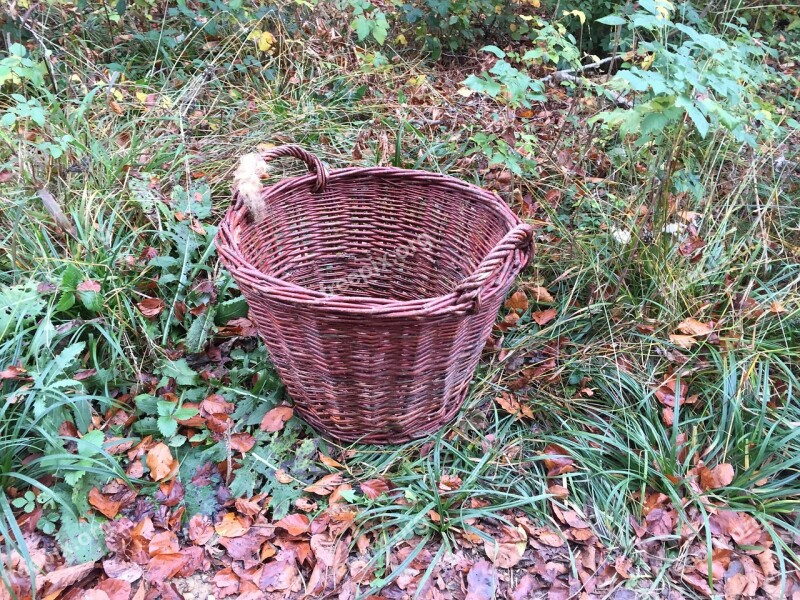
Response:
[237,174,512,302]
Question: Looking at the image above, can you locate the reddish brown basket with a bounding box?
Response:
[216,145,533,444]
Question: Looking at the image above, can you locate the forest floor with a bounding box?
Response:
[1,3,800,599]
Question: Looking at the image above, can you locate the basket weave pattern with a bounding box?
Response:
[216,146,533,443]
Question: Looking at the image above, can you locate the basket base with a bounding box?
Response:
[292,381,471,445]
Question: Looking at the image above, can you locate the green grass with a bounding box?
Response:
[1,1,799,597]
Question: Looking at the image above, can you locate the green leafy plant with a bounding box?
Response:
[591,0,784,145]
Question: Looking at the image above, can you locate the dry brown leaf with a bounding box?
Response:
[258,559,300,592]
[531,308,557,326]
[77,279,101,293]
[699,463,735,490]
[360,478,390,500]
[677,318,713,336]
[229,433,256,454]
[94,578,131,600]
[188,514,214,545]
[40,562,96,595]
[484,528,526,568]
[438,473,462,492]
[304,473,344,496]
[146,443,177,482]
[146,553,188,582]
[714,511,762,546]
[318,452,344,469]
[149,531,180,556]
[260,406,294,432]
[275,513,310,536]
[541,444,575,477]
[88,487,121,520]
[669,334,698,349]
[528,286,554,303]
[769,301,786,314]
[465,560,496,600]
[214,512,250,538]
[504,291,529,313]
[495,393,533,420]
[537,529,564,547]
[137,298,165,318]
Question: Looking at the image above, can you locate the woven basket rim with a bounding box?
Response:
[216,165,531,317]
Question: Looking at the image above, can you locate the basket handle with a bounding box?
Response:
[259,145,329,191]
[454,222,534,313]
[233,145,329,216]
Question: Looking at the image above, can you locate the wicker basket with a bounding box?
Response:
[216,145,532,444]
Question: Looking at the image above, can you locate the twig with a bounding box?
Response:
[552,72,634,109]
[539,54,631,85]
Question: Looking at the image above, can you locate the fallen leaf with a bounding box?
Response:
[274,514,310,536]
[537,529,564,547]
[504,291,529,313]
[260,406,294,432]
[77,279,102,293]
[304,473,344,496]
[528,286,554,303]
[146,443,177,481]
[149,531,180,556]
[137,298,165,318]
[510,574,536,600]
[40,562,96,595]
[188,514,215,545]
[146,553,188,582]
[714,511,762,546]
[214,513,250,538]
[229,433,256,453]
[495,392,533,420]
[0,365,27,380]
[541,444,575,477]
[531,308,557,326]
[677,318,713,336]
[360,478,390,500]
[769,301,786,314]
[318,453,344,469]
[484,529,526,568]
[438,473,462,492]
[465,560,496,600]
[258,559,300,592]
[88,487,121,519]
[94,578,131,600]
[669,334,698,349]
[699,463,735,490]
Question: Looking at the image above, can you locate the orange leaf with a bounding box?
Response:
[541,444,575,477]
[531,308,557,326]
[148,531,179,556]
[528,285,554,303]
[214,512,249,538]
[699,463,735,490]
[677,318,713,336]
[669,334,697,349]
[146,443,177,482]
[137,298,165,318]
[229,432,256,453]
[360,478,390,500]
[318,453,344,469]
[504,291,529,313]
[304,473,343,496]
[188,514,214,545]
[260,406,294,432]
[88,487,121,519]
[274,514,310,536]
